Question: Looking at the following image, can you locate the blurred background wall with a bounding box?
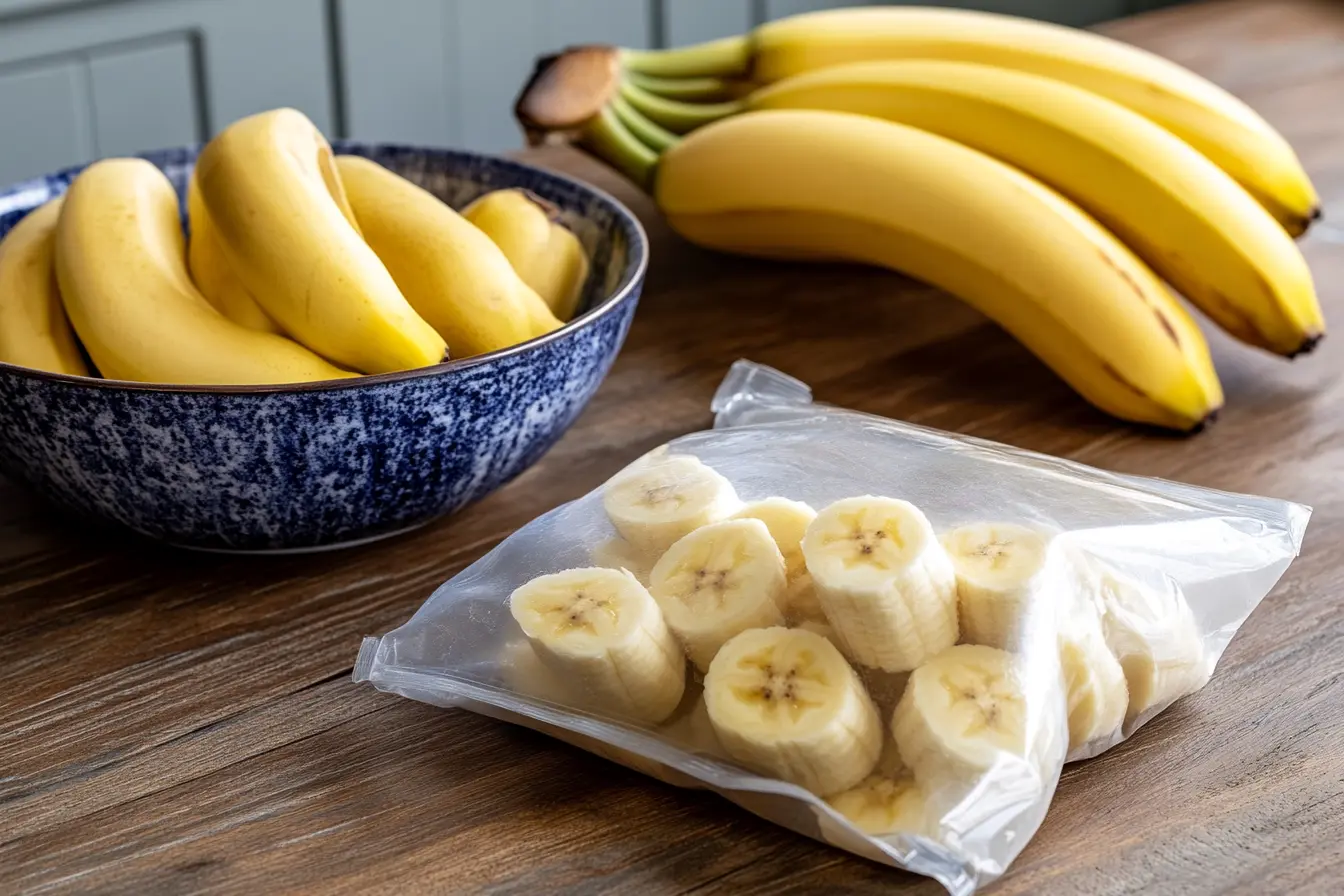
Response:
[0,0,1186,185]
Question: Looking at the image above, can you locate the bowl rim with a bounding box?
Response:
[0,141,649,395]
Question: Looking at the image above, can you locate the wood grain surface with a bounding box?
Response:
[3,1,1343,892]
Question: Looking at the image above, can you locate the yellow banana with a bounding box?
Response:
[54,158,354,385]
[463,188,590,322]
[185,174,282,335]
[655,110,1222,431]
[0,198,89,375]
[620,6,1320,235]
[336,156,562,358]
[193,108,445,374]
[747,60,1322,357]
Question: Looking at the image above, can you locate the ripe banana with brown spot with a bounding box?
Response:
[655,110,1223,431]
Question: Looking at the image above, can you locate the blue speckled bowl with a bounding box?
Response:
[0,142,647,552]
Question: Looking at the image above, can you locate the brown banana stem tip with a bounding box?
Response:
[514,45,622,142]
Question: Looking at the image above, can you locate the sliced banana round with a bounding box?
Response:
[498,638,580,705]
[649,518,788,671]
[732,497,819,619]
[827,761,932,838]
[602,453,741,554]
[943,522,1058,650]
[589,537,657,585]
[1070,549,1211,726]
[510,567,686,724]
[1056,586,1129,754]
[892,644,1050,794]
[801,496,958,672]
[704,626,882,797]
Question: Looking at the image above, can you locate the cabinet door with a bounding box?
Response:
[337,0,653,154]
[0,0,334,186]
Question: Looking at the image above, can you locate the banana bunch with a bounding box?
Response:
[504,452,1213,842]
[0,107,588,384]
[514,6,1327,431]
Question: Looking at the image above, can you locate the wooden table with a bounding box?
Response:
[4,1,1342,893]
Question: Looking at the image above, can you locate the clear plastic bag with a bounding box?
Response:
[353,360,1309,895]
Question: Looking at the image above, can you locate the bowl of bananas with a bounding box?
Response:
[0,108,647,553]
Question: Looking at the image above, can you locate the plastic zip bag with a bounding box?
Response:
[354,360,1309,895]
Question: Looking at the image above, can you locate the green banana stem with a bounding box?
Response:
[581,105,659,191]
[610,94,680,153]
[620,36,752,79]
[618,80,746,134]
[625,71,740,101]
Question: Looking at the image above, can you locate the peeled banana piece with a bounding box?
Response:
[336,156,563,358]
[1071,550,1211,726]
[827,756,932,838]
[510,567,686,724]
[54,158,354,386]
[656,110,1223,431]
[704,626,882,796]
[0,198,89,376]
[944,522,1057,650]
[648,518,787,671]
[801,496,958,672]
[193,108,446,374]
[463,188,591,322]
[589,537,657,585]
[185,174,282,334]
[731,497,821,621]
[892,644,1052,795]
[602,453,741,554]
[1056,586,1129,753]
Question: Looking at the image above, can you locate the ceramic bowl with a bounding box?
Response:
[0,142,647,552]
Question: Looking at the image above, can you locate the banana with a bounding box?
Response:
[943,522,1058,650]
[335,156,563,358]
[185,174,282,334]
[1070,550,1211,726]
[499,638,580,705]
[800,495,958,673]
[590,537,657,585]
[193,108,446,374]
[655,110,1223,431]
[1056,586,1129,753]
[54,158,355,385]
[0,198,88,375]
[826,759,932,838]
[703,625,882,796]
[462,188,591,322]
[746,60,1322,357]
[620,6,1320,234]
[509,567,686,724]
[892,644,1051,795]
[602,453,741,554]
[648,518,788,671]
[658,691,722,754]
[731,498,820,621]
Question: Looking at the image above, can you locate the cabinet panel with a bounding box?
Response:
[88,36,200,158]
[0,59,92,185]
[338,0,653,155]
[663,0,755,46]
[0,0,333,184]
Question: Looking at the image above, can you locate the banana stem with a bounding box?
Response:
[618,80,745,134]
[581,105,659,191]
[611,94,680,153]
[626,71,740,101]
[620,36,752,79]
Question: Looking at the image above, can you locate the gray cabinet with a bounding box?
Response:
[0,0,1187,186]
[0,0,335,185]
